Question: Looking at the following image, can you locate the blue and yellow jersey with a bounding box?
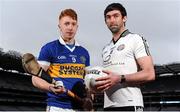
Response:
[38,37,90,109]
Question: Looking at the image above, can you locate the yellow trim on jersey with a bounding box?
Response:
[48,63,85,79]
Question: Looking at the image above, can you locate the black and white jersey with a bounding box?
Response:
[102,30,150,108]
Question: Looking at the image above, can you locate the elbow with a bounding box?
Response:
[150,73,155,81]
[31,76,36,86]
[147,70,155,82]
[31,76,39,87]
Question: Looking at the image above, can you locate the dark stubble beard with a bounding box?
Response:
[109,26,120,34]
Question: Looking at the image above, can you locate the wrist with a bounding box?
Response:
[48,85,54,92]
[120,75,126,84]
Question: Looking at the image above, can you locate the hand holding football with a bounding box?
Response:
[84,66,107,92]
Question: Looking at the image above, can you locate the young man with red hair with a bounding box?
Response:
[32,9,90,112]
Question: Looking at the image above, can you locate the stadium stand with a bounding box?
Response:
[0,70,46,111]
[142,75,180,111]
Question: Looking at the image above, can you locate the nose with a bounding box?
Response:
[67,24,73,30]
[109,17,116,23]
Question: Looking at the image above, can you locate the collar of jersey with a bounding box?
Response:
[112,29,130,44]
[59,37,80,52]
[120,29,130,38]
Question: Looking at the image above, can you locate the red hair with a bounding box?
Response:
[59,9,78,21]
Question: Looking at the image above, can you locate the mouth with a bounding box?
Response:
[66,32,73,35]
[110,24,118,28]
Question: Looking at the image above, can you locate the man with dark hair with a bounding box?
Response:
[95,3,155,111]
[31,8,90,112]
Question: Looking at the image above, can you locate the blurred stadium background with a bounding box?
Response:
[0,48,180,111]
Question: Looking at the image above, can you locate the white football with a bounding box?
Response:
[84,66,107,92]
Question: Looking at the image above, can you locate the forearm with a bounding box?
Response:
[32,76,54,92]
[121,69,155,85]
[121,56,155,85]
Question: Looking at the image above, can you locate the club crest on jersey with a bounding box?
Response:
[117,44,125,51]
[80,56,86,64]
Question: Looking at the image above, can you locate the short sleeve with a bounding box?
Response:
[85,52,90,67]
[133,35,151,59]
[38,44,52,66]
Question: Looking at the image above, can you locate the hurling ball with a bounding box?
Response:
[84,66,107,92]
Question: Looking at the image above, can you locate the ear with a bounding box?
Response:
[123,16,127,22]
[58,24,62,31]
[58,24,60,29]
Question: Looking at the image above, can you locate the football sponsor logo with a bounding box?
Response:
[48,64,85,78]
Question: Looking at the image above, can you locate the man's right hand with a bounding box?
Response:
[95,70,121,91]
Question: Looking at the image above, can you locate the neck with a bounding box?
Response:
[113,27,126,42]
[62,37,75,45]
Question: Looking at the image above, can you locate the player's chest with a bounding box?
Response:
[52,50,86,64]
[102,42,133,62]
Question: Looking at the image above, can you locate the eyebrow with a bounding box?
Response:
[106,12,121,16]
